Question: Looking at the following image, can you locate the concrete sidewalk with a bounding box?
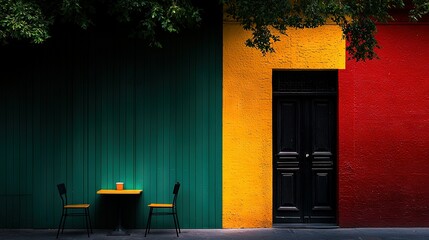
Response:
[2,228,429,240]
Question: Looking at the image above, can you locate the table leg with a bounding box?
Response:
[107,196,129,236]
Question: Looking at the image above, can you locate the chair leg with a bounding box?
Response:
[175,211,181,233]
[61,211,67,234]
[148,209,153,234]
[56,213,64,238]
[172,212,179,237]
[87,208,93,234]
[85,209,90,237]
[57,208,92,238]
[145,208,153,237]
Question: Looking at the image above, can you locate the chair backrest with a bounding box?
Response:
[57,183,67,206]
[172,182,180,206]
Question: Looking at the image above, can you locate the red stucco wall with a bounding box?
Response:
[338,23,429,226]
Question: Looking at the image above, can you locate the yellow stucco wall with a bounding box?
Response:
[222,22,345,228]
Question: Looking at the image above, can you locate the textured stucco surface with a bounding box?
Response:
[338,24,429,227]
[222,23,345,228]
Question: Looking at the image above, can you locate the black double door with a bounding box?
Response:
[273,95,336,224]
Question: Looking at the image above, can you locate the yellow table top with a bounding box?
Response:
[97,189,142,194]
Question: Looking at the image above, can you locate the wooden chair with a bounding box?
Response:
[145,182,181,237]
[56,183,92,238]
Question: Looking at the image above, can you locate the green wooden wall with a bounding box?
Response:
[0,7,222,229]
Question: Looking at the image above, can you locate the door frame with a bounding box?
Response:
[272,70,339,225]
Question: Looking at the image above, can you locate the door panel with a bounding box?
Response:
[274,99,302,222]
[309,98,336,222]
[274,96,336,224]
[278,100,300,153]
